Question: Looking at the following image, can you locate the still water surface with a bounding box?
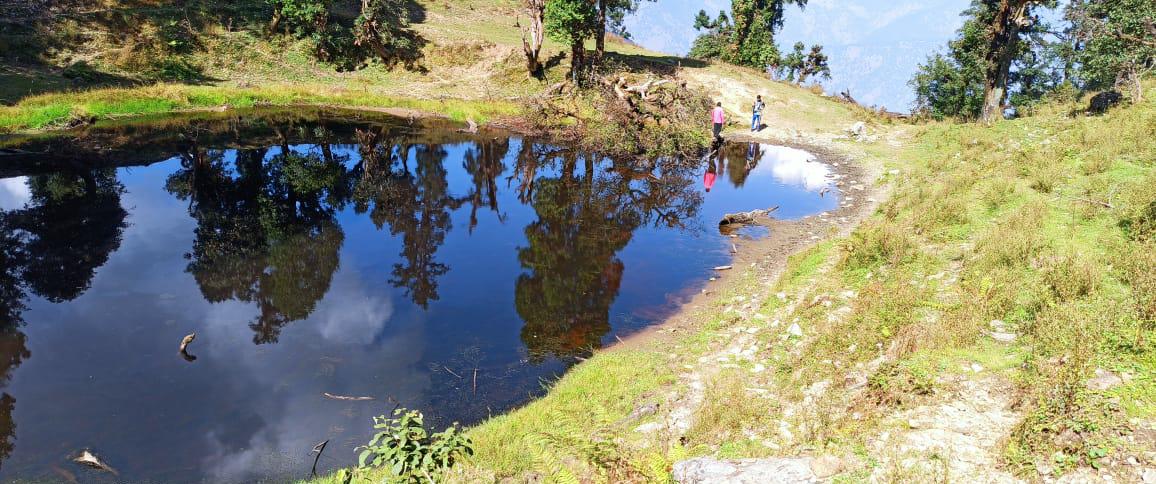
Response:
[0,109,837,482]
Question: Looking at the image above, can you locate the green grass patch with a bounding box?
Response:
[0,103,74,129]
[0,84,520,133]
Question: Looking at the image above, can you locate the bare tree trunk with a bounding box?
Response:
[570,41,584,84]
[520,0,546,78]
[596,0,607,61]
[267,9,283,35]
[981,0,1031,123]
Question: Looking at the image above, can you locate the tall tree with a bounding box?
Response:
[688,9,731,60]
[520,0,547,78]
[978,0,1055,122]
[594,0,651,60]
[688,0,807,70]
[800,44,831,83]
[1066,0,1156,101]
[910,0,1058,119]
[729,0,807,68]
[546,0,600,83]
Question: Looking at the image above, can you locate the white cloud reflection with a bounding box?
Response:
[0,177,30,210]
[756,145,832,191]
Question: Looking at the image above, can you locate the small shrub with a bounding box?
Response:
[1116,241,1156,347]
[839,221,916,271]
[975,200,1047,269]
[980,177,1018,211]
[1040,254,1102,301]
[686,370,778,445]
[358,408,473,481]
[867,361,934,407]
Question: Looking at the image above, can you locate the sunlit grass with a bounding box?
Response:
[0,83,519,133]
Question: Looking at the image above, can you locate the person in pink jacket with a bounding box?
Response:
[711,102,725,141]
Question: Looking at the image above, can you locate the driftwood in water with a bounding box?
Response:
[323,392,374,401]
[719,206,779,226]
[179,332,197,361]
[179,332,196,353]
[73,450,117,475]
[310,439,329,477]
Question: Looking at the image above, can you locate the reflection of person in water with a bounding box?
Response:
[704,158,718,193]
[746,142,761,170]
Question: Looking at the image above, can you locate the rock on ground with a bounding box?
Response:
[672,457,819,484]
[868,377,1023,483]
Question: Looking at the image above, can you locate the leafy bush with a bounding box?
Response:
[357,408,473,481]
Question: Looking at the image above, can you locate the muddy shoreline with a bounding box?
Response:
[613,135,883,348]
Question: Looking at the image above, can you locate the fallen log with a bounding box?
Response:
[322,392,374,401]
[719,206,779,226]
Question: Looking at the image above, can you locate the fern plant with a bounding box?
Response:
[357,408,473,482]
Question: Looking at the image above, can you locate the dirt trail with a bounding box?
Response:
[681,67,851,143]
[643,68,1042,483]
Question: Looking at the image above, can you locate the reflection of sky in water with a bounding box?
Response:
[0,177,29,210]
[697,142,838,221]
[760,145,833,191]
[0,126,839,482]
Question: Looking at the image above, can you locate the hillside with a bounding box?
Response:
[405,81,1154,484]
[1,2,1153,483]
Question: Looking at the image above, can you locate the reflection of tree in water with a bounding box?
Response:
[0,168,126,469]
[514,147,703,361]
[352,132,465,309]
[166,142,347,344]
[462,138,509,232]
[714,142,764,188]
[17,171,128,302]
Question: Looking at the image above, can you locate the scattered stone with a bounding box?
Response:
[844,373,868,391]
[989,331,1016,343]
[1087,368,1124,391]
[804,380,831,399]
[1036,461,1053,476]
[626,403,659,421]
[1055,428,1083,450]
[847,122,867,140]
[809,455,843,478]
[970,363,984,373]
[787,323,803,338]
[752,364,766,373]
[672,457,818,484]
[1127,456,1139,466]
[635,422,663,434]
[1142,468,1156,483]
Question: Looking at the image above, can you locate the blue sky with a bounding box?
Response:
[623,0,973,111]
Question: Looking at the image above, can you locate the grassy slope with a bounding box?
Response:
[314,89,1154,482]
[0,0,542,131]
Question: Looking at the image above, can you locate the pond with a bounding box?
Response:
[0,108,839,482]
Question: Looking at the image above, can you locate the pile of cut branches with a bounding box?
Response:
[524,73,712,158]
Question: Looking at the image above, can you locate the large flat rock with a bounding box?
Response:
[672,457,819,484]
